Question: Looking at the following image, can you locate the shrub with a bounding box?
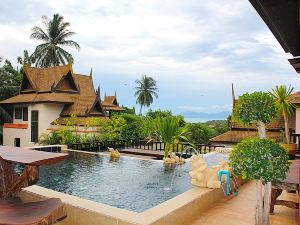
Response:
[187,123,215,144]
[97,116,126,140]
[230,138,290,183]
[233,92,277,126]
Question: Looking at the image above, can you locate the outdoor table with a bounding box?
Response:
[270,160,300,223]
[0,146,68,198]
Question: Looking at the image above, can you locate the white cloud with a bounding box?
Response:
[0,0,299,114]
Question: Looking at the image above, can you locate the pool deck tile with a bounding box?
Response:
[189,181,298,225]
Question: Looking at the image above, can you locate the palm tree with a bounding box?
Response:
[134,75,158,115]
[30,14,80,67]
[269,85,296,143]
[152,116,188,159]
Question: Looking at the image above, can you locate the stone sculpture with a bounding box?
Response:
[108,147,120,158]
[164,153,185,165]
[189,155,231,189]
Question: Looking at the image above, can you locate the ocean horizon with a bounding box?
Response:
[184,117,226,123]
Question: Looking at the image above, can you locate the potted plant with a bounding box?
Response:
[233,91,290,225]
[230,138,290,225]
[269,85,296,156]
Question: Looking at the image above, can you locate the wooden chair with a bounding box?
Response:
[0,156,67,225]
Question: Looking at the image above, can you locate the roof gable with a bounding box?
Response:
[103,96,118,106]
[23,64,70,92]
[53,70,79,93]
[20,72,36,93]
[88,97,104,116]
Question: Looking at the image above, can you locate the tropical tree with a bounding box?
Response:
[233,91,279,225]
[0,59,22,123]
[152,116,188,159]
[269,85,295,143]
[134,75,158,115]
[233,92,277,139]
[230,138,290,225]
[30,14,80,67]
[17,50,31,73]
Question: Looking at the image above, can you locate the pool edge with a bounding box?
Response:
[20,184,227,225]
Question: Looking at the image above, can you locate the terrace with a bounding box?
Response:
[6,144,297,225]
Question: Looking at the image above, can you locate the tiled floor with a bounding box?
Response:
[190,181,298,225]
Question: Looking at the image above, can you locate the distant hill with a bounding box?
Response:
[179,111,231,120]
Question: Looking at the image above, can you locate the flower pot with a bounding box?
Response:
[281,143,297,159]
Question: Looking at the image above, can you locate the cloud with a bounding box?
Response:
[0,0,299,115]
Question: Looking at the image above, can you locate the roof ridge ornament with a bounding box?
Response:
[90,67,93,77]
[67,56,73,74]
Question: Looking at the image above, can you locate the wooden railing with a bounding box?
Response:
[67,138,225,156]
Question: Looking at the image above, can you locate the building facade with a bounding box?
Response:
[1,63,123,147]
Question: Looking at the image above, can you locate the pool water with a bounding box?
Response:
[37,151,229,212]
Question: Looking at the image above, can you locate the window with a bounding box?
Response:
[31,110,39,142]
[14,138,20,147]
[23,107,28,121]
[14,107,28,121]
[14,108,22,119]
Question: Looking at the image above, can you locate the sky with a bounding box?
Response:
[0,0,299,115]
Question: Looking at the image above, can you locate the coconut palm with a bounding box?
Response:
[30,14,80,67]
[152,116,188,159]
[270,85,296,144]
[134,75,158,115]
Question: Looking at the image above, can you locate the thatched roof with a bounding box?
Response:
[1,64,105,117]
[210,130,282,143]
[102,95,125,111]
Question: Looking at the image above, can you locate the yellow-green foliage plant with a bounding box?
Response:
[152,116,188,159]
[233,91,283,225]
[269,85,296,144]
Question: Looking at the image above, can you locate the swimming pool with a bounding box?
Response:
[37,151,229,212]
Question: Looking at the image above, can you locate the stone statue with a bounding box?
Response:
[108,147,120,158]
[189,155,230,189]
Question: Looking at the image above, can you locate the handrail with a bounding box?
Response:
[67,139,225,156]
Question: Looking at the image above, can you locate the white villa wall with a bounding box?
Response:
[3,103,64,147]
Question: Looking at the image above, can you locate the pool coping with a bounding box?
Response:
[20,184,225,225]
[19,149,232,225]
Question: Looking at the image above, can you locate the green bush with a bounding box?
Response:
[229,138,290,183]
[119,114,143,139]
[97,116,126,140]
[233,92,277,125]
[187,123,215,144]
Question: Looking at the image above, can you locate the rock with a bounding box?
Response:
[189,154,231,189]
[164,153,186,165]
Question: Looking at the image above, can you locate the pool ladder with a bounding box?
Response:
[218,170,238,196]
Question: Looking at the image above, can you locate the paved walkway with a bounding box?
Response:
[189,181,298,225]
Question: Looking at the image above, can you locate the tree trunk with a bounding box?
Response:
[263,182,271,225]
[164,142,170,159]
[256,180,264,225]
[257,121,266,139]
[283,113,290,144]
[139,105,143,115]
